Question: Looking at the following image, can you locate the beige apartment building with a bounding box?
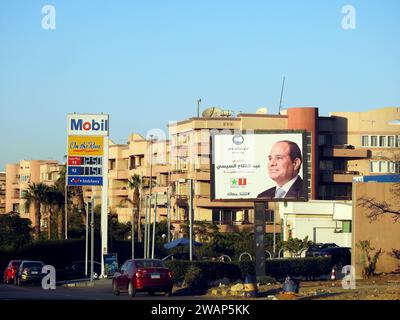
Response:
[5,160,60,229]
[0,172,5,214]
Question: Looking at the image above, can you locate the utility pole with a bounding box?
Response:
[151,193,157,259]
[167,171,171,242]
[189,179,193,261]
[144,195,148,258]
[90,197,94,282]
[146,196,151,259]
[131,208,135,259]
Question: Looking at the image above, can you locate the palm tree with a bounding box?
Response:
[22,183,49,239]
[43,185,65,239]
[120,174,142,242]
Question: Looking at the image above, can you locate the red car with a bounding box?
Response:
[3,260,23,284]
[112,259,174,297]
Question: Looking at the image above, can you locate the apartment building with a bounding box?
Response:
[318,107,400,200]
[5,160,60,228]
[0,172,5,213]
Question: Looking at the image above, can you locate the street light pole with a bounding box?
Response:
[167,171,171,243]
[131,208,135,259]
[90,197,94,282]
[144,195,148,258]
[189,179,193,261]
[147,196,151,259]
[151,193,157,259]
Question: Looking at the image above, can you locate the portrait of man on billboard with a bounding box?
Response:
[257,140,304,199]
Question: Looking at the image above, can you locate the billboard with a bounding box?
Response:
[211,131,308,202]
[66,114,109,187]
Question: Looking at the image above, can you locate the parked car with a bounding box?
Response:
[112,259,174,297]
[3,260,23,284]
[306,243,339,257]
[57,261,101,281]
[314,247,351,269]
[15,261,45,286]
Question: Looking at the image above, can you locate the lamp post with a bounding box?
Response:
[179,178,194,261]
[131,208,136,259]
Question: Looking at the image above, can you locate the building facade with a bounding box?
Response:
[0,172,5,214]
[4,160,60,229]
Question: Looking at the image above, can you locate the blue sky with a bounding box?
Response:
[0,0,399,171]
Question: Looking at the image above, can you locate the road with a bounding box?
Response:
[0,279,226,300]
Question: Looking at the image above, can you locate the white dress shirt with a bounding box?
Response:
[274,175,299,198]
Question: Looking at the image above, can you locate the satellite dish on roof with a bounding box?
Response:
[256,107,268,114]
[202,107,223,117]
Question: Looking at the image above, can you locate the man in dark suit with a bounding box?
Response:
[257,140,304,199]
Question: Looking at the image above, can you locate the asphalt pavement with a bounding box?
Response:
[0,279,222,300]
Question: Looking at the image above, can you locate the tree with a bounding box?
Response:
[180,221,219,242]
[120,174,142,242]
[22,182,49,239]
[282,236,313,257]
[357,151,400,222]
[43,185,65,239]
[0,212,32,251]
[356,240,384,278]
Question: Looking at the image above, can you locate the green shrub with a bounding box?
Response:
[184,265,206,290]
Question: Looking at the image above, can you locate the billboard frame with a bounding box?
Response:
[210,129,309,202]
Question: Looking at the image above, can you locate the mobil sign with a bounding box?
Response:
[67,113,109,136]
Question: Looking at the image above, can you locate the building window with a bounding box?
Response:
[379,136,386,147]
[361,136,369,147]
[265,210,275,223]
[370,136,378,147]
[388,136,395,148]
[370,161,379,173]
[342,221,352,233]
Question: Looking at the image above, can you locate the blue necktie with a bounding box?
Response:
[275,188,286,198]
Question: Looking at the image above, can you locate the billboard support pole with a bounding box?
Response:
[254,201,266,280]
[64,184,68,239]
[85,201,89,277]
[101,136,109,277]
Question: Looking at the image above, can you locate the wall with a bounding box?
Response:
[352,181,400,278]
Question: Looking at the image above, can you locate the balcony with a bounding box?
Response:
[320,170,360,183]
[110,187,128,197]
[217,223,253,233]
[109,170,128,180]
[320,146,369,158]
